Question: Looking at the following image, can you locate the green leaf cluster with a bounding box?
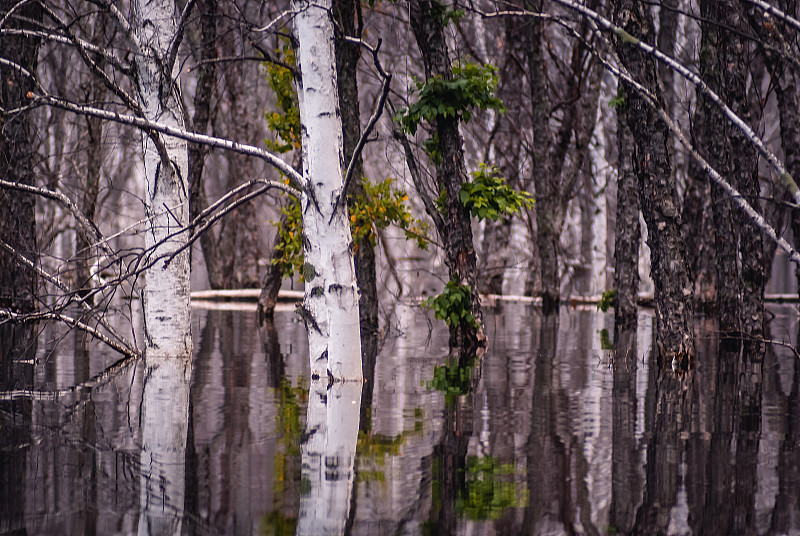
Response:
[598,288,616,312]
[424,277,478,329]
[460,164,534,221]
[396,62,505,136]
[273,199,304,279]
[273,179,427,278]
[264,42,300,154]
[349,178,429,252]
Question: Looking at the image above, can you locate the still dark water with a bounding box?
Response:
[2,302,800,535]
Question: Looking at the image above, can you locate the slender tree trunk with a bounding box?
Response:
[613,111,640,327]
[333,0,379,343]
[656,0,679,115]
[526,5,559,312]
[409,0,485,353]
[131,0,192,358]
[0,0,41,316]
[683,101,717,310]
[188,0,223,288]
[480,2,527,295]
[293,0,362,381]
[0,0,41,394]
[612,0,695,361]
[700,0,763,346]
[75,14,107,305]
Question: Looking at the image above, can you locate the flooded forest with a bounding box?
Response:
[4,0,800,534]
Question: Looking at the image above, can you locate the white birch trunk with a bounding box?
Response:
[293,0,362,382]
[131,0,191,359]
[296,382,362,535]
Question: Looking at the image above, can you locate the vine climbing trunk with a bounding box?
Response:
[293,0,362,382]
[409,0,485,354]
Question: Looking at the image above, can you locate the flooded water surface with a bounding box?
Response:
[2,303,800,535]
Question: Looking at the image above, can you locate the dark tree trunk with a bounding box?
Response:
[752,0,800,301]
[333,0,379,345]
[656,0,679,114]
[526,1,600,313]
[409,0,484,353]
[479,2,527,296]
[75,15,107,306]
[0,0,41,316]
[257,232,285,324]
[526,6,559,312]
[683,100,717,310]
[612,0,695,361]
[700,0,764,348]
[613,112,641,327]
[187,0,223,287]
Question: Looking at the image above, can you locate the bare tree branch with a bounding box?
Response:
[32,93,305,186]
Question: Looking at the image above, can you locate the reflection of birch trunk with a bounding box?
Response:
[296,383,362,535]
[137,356,192,536]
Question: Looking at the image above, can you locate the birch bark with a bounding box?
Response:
[293,0,362,382]
[130,0,191,359]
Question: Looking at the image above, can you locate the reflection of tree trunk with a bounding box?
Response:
[612,0,694,362]
[296,383,362,535]
[137,356,192,535]
[610,326,641,533]
[0,323,35,534]
[770,328,800,534]
[260,319,284,389]
[633,347,688,533]
[524,313,574,535]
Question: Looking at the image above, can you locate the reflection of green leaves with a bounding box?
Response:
[427,355,477,405]
[458,456,528,520]
[460,164,534,221]
[599,328,615,351]
[396,62,504,136]
[424,278,478,329]
[259,511,297,536]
